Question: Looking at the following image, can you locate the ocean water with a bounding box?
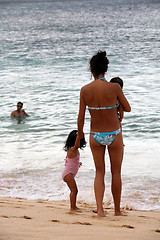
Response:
[0,0,160,211]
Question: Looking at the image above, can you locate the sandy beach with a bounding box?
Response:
[0,197,160,240]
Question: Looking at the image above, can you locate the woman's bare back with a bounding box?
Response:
[81,80,123,132]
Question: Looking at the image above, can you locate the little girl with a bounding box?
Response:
[62,130,86,212]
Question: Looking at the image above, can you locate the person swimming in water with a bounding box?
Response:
[11,102,29,118]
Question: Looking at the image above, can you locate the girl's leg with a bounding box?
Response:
[64,173,79,212]
[108,131,124,216]
[90,135,106,217]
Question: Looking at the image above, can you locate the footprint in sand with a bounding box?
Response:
[138,215,149,219]
[122,224,134,229]
[67,211,81,215]
[1,215,32,219]
[21,216,32,219]
[51,219,60,223]
[93,209,97,213]
[73,221,92,225]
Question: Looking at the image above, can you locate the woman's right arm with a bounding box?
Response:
[116,84,131,112]
[77,87,86,139]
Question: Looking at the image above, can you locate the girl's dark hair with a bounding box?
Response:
[90,51,109,77]
[110,77,123,89]
[64,130,86,151]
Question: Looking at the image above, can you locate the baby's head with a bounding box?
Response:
[64,130,86,151]
[110,77,123,89]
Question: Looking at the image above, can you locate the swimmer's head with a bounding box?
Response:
[17,102,23,108]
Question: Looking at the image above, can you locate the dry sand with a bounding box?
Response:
[0,197,160,240]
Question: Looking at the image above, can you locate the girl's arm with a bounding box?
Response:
[73,134,80,150]
[67,134,80,158]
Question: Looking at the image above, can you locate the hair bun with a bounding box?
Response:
[89,50,109,76]
[97,51,106,58]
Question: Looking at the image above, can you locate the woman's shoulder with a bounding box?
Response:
[109,82,121,89]
[107,82,122,94]
[81,81,96,92]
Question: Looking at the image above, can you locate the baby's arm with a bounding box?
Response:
[118,104,124,122]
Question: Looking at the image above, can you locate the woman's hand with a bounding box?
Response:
[78,131,84,139]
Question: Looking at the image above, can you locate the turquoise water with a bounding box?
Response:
[0,0,160,210]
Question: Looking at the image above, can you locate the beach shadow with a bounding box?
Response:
[73,221,92,225]
[21,216,32,220]
[1,215,32,220]
[67,211,81,215]
[138,215,150,219]
[51,219,60,223]
[121,224,135,229]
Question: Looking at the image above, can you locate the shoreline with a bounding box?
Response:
[0,197,160,240]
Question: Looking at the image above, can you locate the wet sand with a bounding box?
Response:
[0,197,160,240]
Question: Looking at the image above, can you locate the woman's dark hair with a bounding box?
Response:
[110,77,123,89]
[90,51,109,77]
[64,130,86,151]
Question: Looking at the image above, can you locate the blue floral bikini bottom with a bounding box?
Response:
[90,128,121,146]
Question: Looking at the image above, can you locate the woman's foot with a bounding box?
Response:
[114,211,127,216]
[97,210,106,217]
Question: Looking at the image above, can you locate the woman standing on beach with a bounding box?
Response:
[77,51,131,217]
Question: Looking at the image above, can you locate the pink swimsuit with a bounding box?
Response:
[62,154,80,181]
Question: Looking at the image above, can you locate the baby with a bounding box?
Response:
[110,77,124,122]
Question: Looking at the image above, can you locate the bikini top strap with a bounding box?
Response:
[88,101,120,110]
[96,77,108,82]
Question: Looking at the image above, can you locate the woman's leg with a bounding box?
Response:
[90,135,106,217]
[108,131,124,216]
[64,173,79,212]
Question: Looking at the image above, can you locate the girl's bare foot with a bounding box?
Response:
[70,207,81,212]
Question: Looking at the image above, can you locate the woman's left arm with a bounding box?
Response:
[77,87,86,139]
[22,109,30,116]
[116,85,131,112]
